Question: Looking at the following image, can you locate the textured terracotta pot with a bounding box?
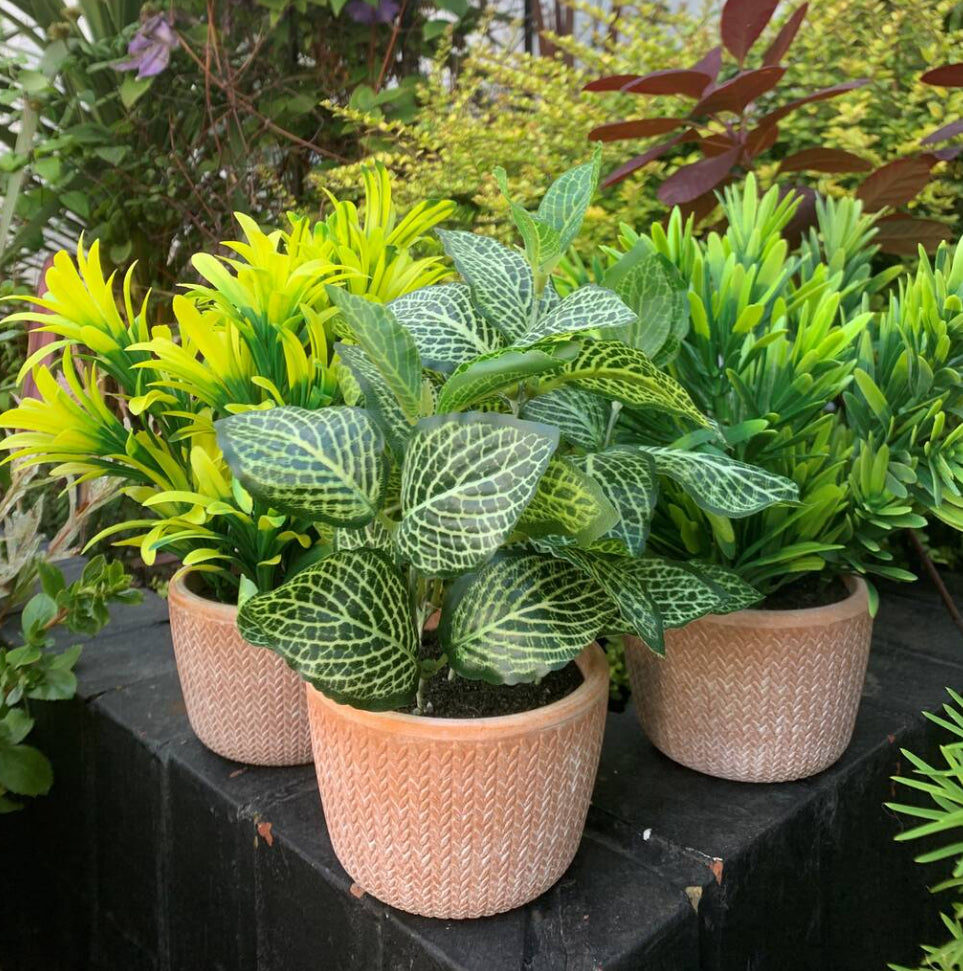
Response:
[306,643,608,919]
[168,570,312,766]
[625,577,873,784]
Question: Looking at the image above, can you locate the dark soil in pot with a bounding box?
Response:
[762,574,851,611]
[405,630,584,718]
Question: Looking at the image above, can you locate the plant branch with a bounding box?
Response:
[906,528,963,640]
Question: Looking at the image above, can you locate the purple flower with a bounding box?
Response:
[345,0,399,25]
[115,14,179,80]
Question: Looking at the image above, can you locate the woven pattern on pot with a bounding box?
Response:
[169,582,312,767]
[307,690,606,919]
[626,607,873,784]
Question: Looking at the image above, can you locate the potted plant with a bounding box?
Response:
[0,166,456,766]
[215,155,796,917]
[592,177,963,783]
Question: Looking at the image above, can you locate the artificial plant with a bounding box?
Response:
[566,175,963,603]
[0,167,454,602]
[219,155,797,710]
[887,689,963,971]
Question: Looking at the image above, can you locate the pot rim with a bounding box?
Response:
[695,574,870,629]
[306,642,608,741]
[169,566,237,620]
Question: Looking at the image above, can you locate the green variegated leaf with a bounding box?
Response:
[237,550,419,710]
[495,166,564,275]
[518,456,619,546]
[602,249,688,357]
[396,413,559,577]
[521,387,610,451]
[333,518,392,551]
[389,284,504,371]
[535,146,602,251]
[441,553,614,683]
[520,285,637,344]
[638,447,799,517]
[435,342,579,414]
[545,547,665,653]
[336,343,412,459]
[688,562,762,613]
[215,406,386,526]
[547,340,709,427]
[572,449,658,555]
[629,557,729,630]
[326,287,423,422]
[437,229,535,342]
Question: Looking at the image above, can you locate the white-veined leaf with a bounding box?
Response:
[437,229,535,342]
[238,549,419,710]
[441,552,614,683]
[389,283,504,371]
[216,406,387,526]
[396,413,558,576]
[639,446,799,517]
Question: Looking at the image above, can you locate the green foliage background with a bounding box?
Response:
[316,0,963,253]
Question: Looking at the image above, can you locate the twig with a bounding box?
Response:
[906,528,963,640]
[175,31,349,162]
[375,0,411,94]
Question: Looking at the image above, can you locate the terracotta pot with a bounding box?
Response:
[624,577,873,784]
[305,643,609,919]
[167,570,312,766]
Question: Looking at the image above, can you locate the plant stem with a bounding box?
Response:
[906,528,963,640]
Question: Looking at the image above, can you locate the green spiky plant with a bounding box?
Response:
[561,175,963,606]
[887,690,963,971]
[218,155,797,712]
[0,167,455,603]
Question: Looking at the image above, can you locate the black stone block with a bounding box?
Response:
[5,583,963,971]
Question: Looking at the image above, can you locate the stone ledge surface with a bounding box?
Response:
[2,578,962,970]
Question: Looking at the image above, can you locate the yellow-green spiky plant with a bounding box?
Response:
[0,167,455,602]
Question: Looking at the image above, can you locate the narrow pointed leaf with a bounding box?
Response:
[619,69,714,98]
[521,387,610,451]
[216,406,387,526]
[857,157,937,211]
[388,283,504,371]
[721,0,780,63]
[573,449,658,555]
[521,285,636,343]
[755,80,869,129]
[441,553,614,683]
[237,550,419,710]
[658,147,741,206]
[535,148,602,250]
[437,230,534,342]
[518,456,619,546]
[588,118,687,142]
[779,147,871,174]
[921,119,963,145]
[921,64,963,87]
[601,131,692,188]
[691,67,785,116]
[326,287,423,422]
[551,340,709,426]
[435,342,579,413]
[691,46,723,81]
[638,446,799,516]
[762,4,807,65]
[396,413,559,576]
